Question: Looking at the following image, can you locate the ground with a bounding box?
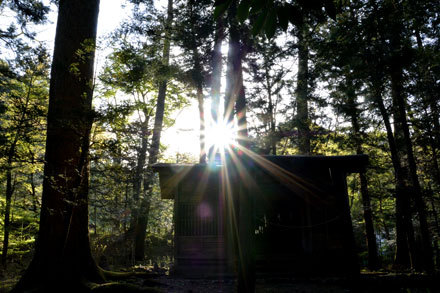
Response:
[2,262,440,293]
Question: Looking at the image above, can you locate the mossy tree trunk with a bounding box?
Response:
[12,0,102,291]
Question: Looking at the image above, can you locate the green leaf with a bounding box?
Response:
[252,10,268,36]
[237,0,251,23]
[265,9,277,39]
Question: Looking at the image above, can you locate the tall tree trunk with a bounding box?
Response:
[197,85,206,163]
[188,0,206,163]
[264,59,276,155]
[390,63,433,272]
[414,29,440,149]
[2,161,13,266]
[30,173,38,212]
[12,0,102,291]
[133,0,173,262]
[224,3,240,125]
[372,85,417,269]
[235,56,248,147]
[296,21,310,155]
[133,118,150,203]
[210,17,223,125]
[225,1,253,292]
[389,10,433,270]
[208,16,224,161]
[132,115,150,260]
[346,82,379,270]
[369,8,417,270]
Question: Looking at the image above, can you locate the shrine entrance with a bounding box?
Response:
[153,155,368,278]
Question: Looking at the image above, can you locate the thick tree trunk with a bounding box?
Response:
[12,0,102,291]
[133,0,173,262]
[296,22,310,155]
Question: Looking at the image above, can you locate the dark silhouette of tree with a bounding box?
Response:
[12,0,102,291]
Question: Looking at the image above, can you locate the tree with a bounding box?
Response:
[174,0,214,163]
[246,38,289,155]
[134,0,174,261]
[1,45,49,266]
[12,0,102,291]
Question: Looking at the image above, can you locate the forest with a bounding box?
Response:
[0,0,439,292]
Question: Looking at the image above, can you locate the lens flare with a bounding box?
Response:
[206,119,235,163]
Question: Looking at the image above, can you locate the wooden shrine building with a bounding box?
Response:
[153,154,368,278]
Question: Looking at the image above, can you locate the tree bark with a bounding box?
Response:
[208,16,224,161]
[210,17,223,125]
[133,0,173,262]
[224,2,240,126]
[12,0,102,291]
[296,21,310,155]
[188,0,207,163]
[372,85,417,269]
[132,114,150,260]
[2,161,13,266]
[264,58,276,155]
[224,1,253,292]
[346,83,379,270]
[197,85,206,163]
[388,10,433,271]
[390,61,433,272]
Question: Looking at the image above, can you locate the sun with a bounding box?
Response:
[206,119,235,162]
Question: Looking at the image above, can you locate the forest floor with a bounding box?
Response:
[1,264,439,292]
[145,272,440,293]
